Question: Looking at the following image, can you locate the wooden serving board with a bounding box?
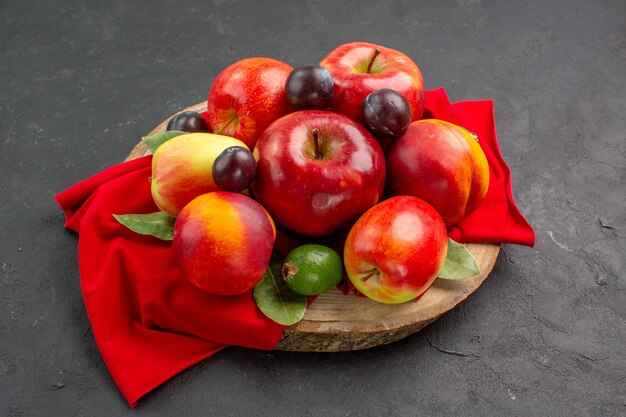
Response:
[126,103,500,352]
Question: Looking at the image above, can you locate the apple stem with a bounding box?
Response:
[360,269,379,283]
[214,113,238,135]
[311,128,322,160]
[366,48,381,74]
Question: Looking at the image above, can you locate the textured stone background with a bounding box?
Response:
[1,0,624,415]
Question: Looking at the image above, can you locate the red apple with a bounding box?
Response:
[150,133,251,217]
[252,110,386,237]
[206,57,293,150]
[344,196,448,304]
[319,42,425,123]
[387,119,490,226]
[173,192,276,296]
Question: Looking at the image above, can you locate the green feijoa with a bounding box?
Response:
[281,244,343,296]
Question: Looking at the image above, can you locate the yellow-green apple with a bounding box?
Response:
[344,196,448,304]
[386,119,490,226]
[206,57,293,150]
[173,192,276,296]
[151,133,255,217]
[252,110,386,237]
[319,42,425,123]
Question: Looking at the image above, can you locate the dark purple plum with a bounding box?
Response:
[212,146,257,192]
[361,89,411,138]
[166,111,209,133]
[285,65,334,109]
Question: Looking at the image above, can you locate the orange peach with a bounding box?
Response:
[386,119,489,226]
[150,133,249,217]
[172,192,276,296]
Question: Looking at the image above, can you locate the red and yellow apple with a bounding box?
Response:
[344,196,448,304]
[386,119,490,226]
[319,42,425,123]
[172,192,276,296]
[252,110,386,236]
[206,57,293,150]
[150,133,251,217]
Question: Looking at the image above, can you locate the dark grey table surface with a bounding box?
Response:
[2,0,625,416]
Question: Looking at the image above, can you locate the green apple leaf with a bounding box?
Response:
[113,212,175,240]
[438,238,480,279]
[142,130,185,154]
[254,262,307,326]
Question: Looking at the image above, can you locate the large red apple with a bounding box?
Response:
[173,192,275,296]
[252,110,386,237]
[387,119,490,226]
[206,57,293,150]
[344,196,448,304]
[319,42,425,123]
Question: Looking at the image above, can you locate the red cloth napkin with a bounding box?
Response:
[422,89,535,246]
[55,157,286,407]
[55,88,534,407]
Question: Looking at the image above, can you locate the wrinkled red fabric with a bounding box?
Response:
[422,89,535,246]
[55,88,534,407]
[55,157,286,407]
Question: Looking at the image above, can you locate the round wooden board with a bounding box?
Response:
[127,103,501,352]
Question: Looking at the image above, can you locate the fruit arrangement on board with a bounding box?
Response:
[115,41,489,325]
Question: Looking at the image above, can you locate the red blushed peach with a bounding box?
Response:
[386,119,490,226]
[344,196,448,304]
[151,133,249,217]
[172,192,275,296]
